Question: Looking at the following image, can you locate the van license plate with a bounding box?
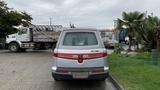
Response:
[72,72,88,79]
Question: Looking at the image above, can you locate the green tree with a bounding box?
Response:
[117,11,145,51]
[0,1,32,38]
[142,15,160,51]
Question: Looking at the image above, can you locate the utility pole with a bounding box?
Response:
[49,17,52,26]
[113,20,117,29]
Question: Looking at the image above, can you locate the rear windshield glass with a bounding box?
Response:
[63,32,98,46]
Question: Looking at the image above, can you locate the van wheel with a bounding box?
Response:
[54,77,60,81]
[9,43,20,52]
[99,73,109,81]
[52,73,61,81]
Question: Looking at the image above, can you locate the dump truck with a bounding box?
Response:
[5,25,63,52]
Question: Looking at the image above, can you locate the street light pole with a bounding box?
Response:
[49,17,52,26]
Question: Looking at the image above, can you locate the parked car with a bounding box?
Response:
[100,31,118,48]
[104,39,118,48]
[51,28,109,80]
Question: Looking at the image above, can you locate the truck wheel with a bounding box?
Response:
[9,43,20,52]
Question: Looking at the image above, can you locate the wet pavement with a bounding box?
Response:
[0,50,117,90]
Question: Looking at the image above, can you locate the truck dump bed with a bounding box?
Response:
[30,25,63,42]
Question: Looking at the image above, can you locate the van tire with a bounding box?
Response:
[8,43,20,52]
[52,72,61,81]
[54,77,60,81]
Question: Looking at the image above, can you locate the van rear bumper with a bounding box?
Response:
[52,66,109,73]
[51,66,109,80]
[52,72,109,80]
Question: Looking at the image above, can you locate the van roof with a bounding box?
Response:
[63,28,98,31]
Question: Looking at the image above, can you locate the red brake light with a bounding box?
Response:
[82,53,107,59]
[53,53,79,60]
[53,53,58,57]
[53,53,107,60]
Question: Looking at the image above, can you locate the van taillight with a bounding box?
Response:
[52,53,107,60]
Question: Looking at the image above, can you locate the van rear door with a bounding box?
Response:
[54,30,107,68]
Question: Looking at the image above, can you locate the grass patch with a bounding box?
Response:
[108,52,160,90]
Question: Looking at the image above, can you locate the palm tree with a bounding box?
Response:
[117,11,145,51]
[143,16,160,51]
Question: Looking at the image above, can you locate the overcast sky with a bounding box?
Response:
[5,0,160,29]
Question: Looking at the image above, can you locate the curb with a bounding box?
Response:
[109,74,124,90]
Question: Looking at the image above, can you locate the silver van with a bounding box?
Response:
[52,29,109,80]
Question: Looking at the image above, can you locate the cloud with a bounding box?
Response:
[5,0,160,28]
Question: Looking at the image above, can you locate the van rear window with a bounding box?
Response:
[63,32,98,46]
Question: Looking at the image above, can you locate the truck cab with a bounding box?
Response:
[6,27,34,52]
[6,28,31,43]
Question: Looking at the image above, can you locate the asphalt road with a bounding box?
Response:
[0,50,117,90]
